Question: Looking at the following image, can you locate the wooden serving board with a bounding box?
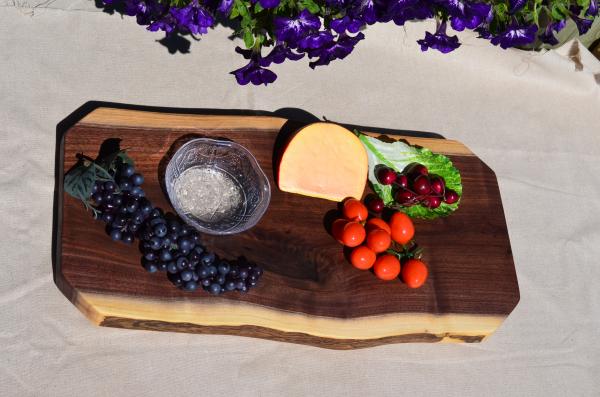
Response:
[54,107,519,349]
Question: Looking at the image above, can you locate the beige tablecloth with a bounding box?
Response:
[1,3,599,396]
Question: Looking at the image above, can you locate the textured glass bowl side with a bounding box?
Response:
[165,138,271,235]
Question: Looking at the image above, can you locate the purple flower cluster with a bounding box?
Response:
[102,0,214,35]
[102,0,599,86]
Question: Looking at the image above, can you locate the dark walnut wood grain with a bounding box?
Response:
[54,107,519,349]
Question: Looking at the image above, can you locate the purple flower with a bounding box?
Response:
[123,0,168,25]
[587,0,598,16]
[509,0,526,14]
[490,22,537,49]
[231,54,277,85]
[330,16,364,33]
[259,45,305,66]
[273,9,321,46]
[326,0,350,7]
[445,1,492,31]
[388,0,433,26]
[217,0,234,14]
[570,7,594,34]
[539,20,566,45]
[350,0,377,24]
[124,0,147,17]
[170,0,214,35]
[258,0,280,9]
[475,26,492,38]
[148,16,177,33]
[417,20,461,53]
[306,32,365,68]
[298,31,336,50]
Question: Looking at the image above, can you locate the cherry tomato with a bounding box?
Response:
[366,229,391,253]
[401,259,428,288]
[332,219,348,243]
[349,246,376,270]
[373,254,401,281]
[365,218,391,234]
[342,198,368,222]
[340,221,366,247]
[389,212,415,245]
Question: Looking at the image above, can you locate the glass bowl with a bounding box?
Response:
[165,138,271,235]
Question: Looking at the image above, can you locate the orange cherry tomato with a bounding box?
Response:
[340,221,366,247]
[331,219,349,243]
[389,212,415,245]
[366,229,391,253]
[342,198,368,222]
[349,246,376,270]
[401,259,428,288]
[365,218,391,234]
[373,254,401,281]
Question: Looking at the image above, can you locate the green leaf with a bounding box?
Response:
[116,151,134,168]
[64,162,96,202]
[532,0,543,26]
[298,0,320,13]
[243,30,255,48]
[550,1,570,20]
[98,149,134,173]
[254,2,263,12]
[229,6,239,18]
[493,3,509,22]
[236,0,249,17]
[358,134,462,219]
[576,0,590,10]
[93,163,114,181]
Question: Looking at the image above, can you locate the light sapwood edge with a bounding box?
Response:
[79,107,473,156]
[74,291,503,341]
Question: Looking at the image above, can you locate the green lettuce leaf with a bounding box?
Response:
[358,133,462,219]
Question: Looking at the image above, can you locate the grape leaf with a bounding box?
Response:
[98,149,134,173]
[64,162,96,202]
[116,151,135,168]
[358,133,462,219]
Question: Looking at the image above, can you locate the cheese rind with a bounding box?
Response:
[278,122,368,202]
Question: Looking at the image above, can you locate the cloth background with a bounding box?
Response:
[1,3,599,396]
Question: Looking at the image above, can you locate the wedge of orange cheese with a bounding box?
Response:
[278,122,368,202]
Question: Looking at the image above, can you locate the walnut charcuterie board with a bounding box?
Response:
[54,107,519,349]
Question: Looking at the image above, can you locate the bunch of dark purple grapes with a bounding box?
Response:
[90,165,150,244]
[88,162,262,295]
[374,163,460,210]
[139,208,263,294]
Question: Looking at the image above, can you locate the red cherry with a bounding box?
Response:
[395,189,416,205]
[430,177,445,195]
[412,175,431,195]
[422,196,441,209]
[366,195,385,213]
[405,163,428,177]
[444,189,459,204]
[377,167,397,185]
[396,174,408,189]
